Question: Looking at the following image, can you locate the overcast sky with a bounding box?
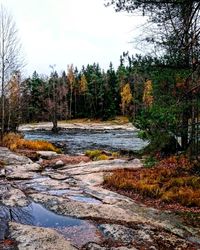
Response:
[0,0,144,77]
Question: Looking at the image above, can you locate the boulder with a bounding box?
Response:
[36,151,59,160]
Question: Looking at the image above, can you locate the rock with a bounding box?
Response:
[98,224,136,244]
[42,155,90,168]
[23,163,41,171]
[5,163,41,180]
[9,222,77,250]
[2,188,29,207]
[102,197,118,205]
[6,171,35,180]
[55,160,64,167]
[59,158,141,176]
[37,158,43,164]
[0,147,32,165]
[46,172,68,180]
[15,149,40,161]
[30,193,146,224]
[84,243,138,250]
[84,243,107,250]
[128,158,141,165]
[0,219,8,240]
[0,168,5,177]
[19,122,136,132]
[114,248,137,250]
[36,151,59,159]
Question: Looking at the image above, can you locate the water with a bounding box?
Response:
[0,202,83,228]
[24,128,147,154]
[0,202,102,247]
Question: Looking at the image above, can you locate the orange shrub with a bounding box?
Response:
[2,133,61,153]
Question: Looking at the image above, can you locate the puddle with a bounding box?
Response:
[1,201,89,228]
[0,202,103,248]
[26,202,83,228]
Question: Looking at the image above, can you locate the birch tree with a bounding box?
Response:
[0,5,23,137]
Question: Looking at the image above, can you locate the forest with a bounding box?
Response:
[0,0,199,157]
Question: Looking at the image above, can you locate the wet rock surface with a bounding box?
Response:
[9,222,77,250]
[0,126,199,250]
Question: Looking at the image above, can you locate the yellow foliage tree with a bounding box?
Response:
[79,74,88,93]
[7,71,21,130]
[143,80,153,108]
[120,83,133,115]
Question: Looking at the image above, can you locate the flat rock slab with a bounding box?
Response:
[30,193,150,224]
[0,147,32,165]
[36,151,59,159]
[9,222,77,250]
[2,188,29,207]
[59,159,142,176]
[0,147,199,249]
[5,163,41,180]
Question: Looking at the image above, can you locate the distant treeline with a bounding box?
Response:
[20,54,146,124]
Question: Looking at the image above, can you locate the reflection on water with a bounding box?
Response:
[0,202,102,247]
[0,202,83,229]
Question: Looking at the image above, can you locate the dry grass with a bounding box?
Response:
[104,155,200,208]
[2,133,61,153]
[60,116,129,125]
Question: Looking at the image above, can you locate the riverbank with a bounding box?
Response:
[19,118,136,132]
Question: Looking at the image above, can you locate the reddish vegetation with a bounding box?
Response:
[104,155,200,209]
[41,155,90,168]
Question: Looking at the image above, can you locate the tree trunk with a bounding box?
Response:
[1,62,5,140]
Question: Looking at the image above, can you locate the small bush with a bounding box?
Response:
[85,149,118,161]
[143,155,158,168]
[2,133,61,153]
[85,150,102,159]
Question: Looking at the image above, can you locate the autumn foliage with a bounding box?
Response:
[2,133,60,153]
[120,83,133,115]
[104,155,200,208]
[143,80,153,107]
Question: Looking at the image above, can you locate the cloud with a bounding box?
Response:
[0,0,145,76]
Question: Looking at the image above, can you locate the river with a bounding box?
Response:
[23,128,147,154]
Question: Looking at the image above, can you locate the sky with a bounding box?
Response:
[0,0,144,77]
